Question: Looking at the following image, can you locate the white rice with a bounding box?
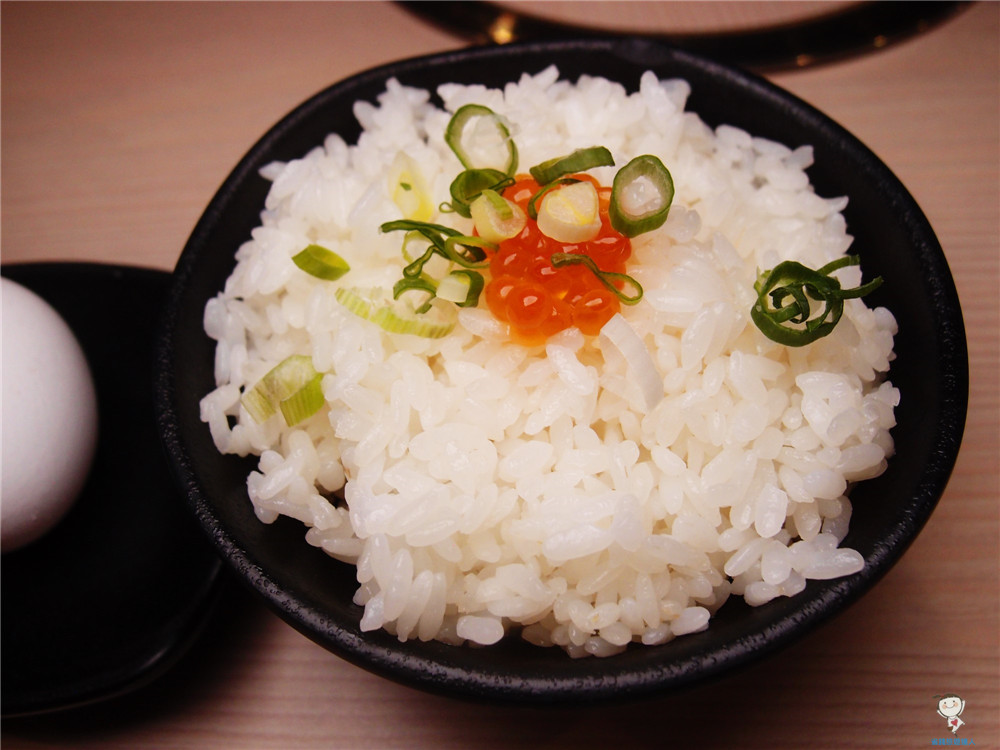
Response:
[199,67,898,657]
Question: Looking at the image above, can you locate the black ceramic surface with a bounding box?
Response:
[155,39,968,705]
[1,262,227,717]
[400,1,970,71]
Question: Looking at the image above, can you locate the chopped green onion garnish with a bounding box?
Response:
[381,220,492,277]
[392,277,438,313]
[441,235,493,268]
[241,355,324,426]
[401,244,439,280]
[372,301,456,338]
[381,218,463,241]
[444,104,518,175]
[470,189,526,243]
[751,256,884,346]
[382,219,460,277]
[529,146,615,185]
[536,180,602,243]
[436,269,485,308]
[446,168,514,218]
[277,378,325,426]
[399,230,450,279]
[550,252,643,305]
[480,189,512,220]
[291,244,351,281]
[335,287,458,339]
[609,155,674,237]
[388,151,434,221]
[527,177,580,221]
[400,230,432,263]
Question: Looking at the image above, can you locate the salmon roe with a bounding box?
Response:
[484,175,632,344]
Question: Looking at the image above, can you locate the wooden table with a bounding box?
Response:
[3,2,997,747]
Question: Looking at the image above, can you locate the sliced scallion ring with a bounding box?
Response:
[400,230,431,263]
[529,146,615,185]
[444,104,518,175]
[277,378,326,426]
[469,190,528,244]
[392,277,438,314]
[291,244,351,281]
[441,235,493,268]
[401,244,439,279]
[526,177,580,220]
[447,168,513,218]
[241,355,324,426]
[750,256,883,346]
[381,218,463,243]
[383,220,492,282]
[400,231,452,281]
[481,188,513,220]
[435,269,485,308]
[371,298,458,339]
[609,155,674,237]
[536,180,602,243]
[382,219,460,276]
[469,188,526,243]
[387,151,434,221]
[335,286,458,339]
[550,252,643,305]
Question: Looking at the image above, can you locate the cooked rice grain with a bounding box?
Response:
[200,67,898,656]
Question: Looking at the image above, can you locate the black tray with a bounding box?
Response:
[1,262,227,717]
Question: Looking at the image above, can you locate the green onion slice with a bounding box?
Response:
[382,219,460,277]
[550,252,643,305]
[291,244,351,281]
[241,355,324,426]
[480,189,513,220]
[392,277,437,314]
[441,235,492,268]
[400,230,431,263]
[446,168,514,218]
[372,300,456,338]
[609,155,674,238]
[444,104,518,175]
[382,220,493,276]
[529,146,615,185]
[436,269,485,308]
[527,178,581,220]
[751,255,884,346]
[399,230,450,281]
[335,286,457,339]
[401,244,439,279]
[382,218,463,242]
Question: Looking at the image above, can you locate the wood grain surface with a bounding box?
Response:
[2,2,997,748]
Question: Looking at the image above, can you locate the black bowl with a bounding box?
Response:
[155,38,967,705]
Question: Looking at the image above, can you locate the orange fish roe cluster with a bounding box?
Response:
[484,175,632,344]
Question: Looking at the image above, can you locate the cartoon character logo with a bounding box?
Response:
[935,693,966,734]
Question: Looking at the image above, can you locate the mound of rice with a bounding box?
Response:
[199,66,898,657]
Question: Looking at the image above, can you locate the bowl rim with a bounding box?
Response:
[155,37,969,705]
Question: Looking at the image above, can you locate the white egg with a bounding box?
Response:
[2,277,99,553]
